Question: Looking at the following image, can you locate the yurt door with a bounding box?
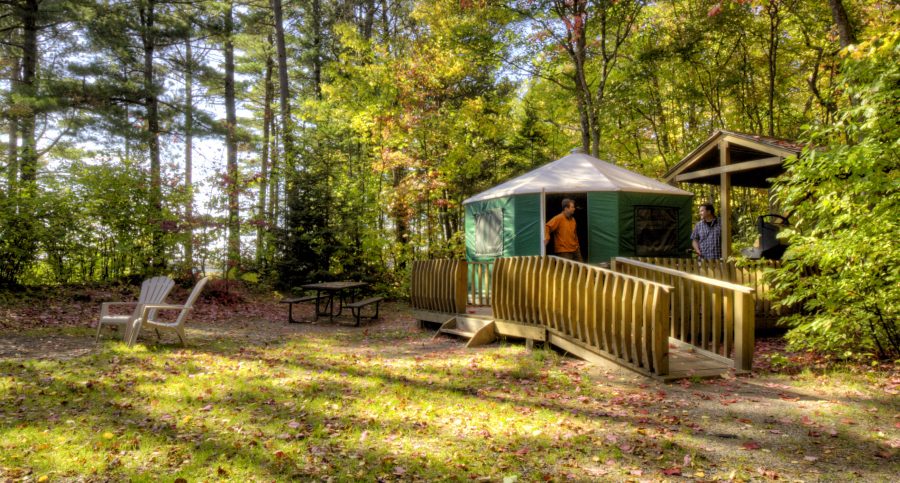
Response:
[544,193,588,262]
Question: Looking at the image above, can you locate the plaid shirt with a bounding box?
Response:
[691,218,722,260]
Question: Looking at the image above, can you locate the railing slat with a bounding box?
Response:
[652,287,669,374]
[575,265,587,342]
[586,270,598,347]
[600,272,611,353]
[724,290,734,358]
[702,277,712,351]
[735,291,755,371]
[631,281,643,367]
[712,286,722,355]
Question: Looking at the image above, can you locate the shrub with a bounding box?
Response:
[772,29,900,360]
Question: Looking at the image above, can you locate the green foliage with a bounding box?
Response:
[4,158,185,286]
[0,196,38,287]
[772,26,900,360]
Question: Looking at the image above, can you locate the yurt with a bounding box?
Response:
[464,152,694,264]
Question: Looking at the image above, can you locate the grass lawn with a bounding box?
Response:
[0,291,898,481]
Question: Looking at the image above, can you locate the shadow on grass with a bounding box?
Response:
[0,321,896,480]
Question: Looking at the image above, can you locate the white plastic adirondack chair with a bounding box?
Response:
[128,277,209,346]
[96,276,175,342]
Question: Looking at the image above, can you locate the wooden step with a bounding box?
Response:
[432,317,457,340]
[453,315,493,334]
[466,321,497,348]
[432,317,498,348]
[440,328,476,338]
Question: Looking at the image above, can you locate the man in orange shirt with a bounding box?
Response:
[545,198,582,262]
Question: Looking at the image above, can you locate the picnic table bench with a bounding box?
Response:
[346,297,383,326]
[279,295,319,324]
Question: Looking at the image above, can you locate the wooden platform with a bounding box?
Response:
[416,305,739,381]
[663,345,736,381]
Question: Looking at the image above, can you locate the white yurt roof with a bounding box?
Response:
[463,152,692,204]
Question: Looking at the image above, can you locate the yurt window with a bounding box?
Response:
[475,208,503,257]
[634,206,679,256]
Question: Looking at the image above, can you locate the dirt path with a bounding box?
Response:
[0,334,95,361]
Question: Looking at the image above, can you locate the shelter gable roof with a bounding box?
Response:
[464,152,691,204]
[664,130,805,186]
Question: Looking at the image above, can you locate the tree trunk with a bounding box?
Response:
[392,167,409,249]
[224,0,240,276]
[574,64,592,154]
[268,109,279,229]
[5,115,16,196]
[140,0,163,270]
[591,1,641,157]
[19,0,38,185]
[6,53,22,197]
[258,35,275,267]
[312,0,322,98]
[184,35,194,272]
[766,0,781,137]
[828,0,856,48]
[272,0,296,203]
[6,55,18,197]
[554,0,591,154]
[362,0,375,40]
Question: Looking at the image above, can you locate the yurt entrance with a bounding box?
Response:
[544,192,588,261]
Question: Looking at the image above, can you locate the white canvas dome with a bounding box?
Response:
[463,153,691,204]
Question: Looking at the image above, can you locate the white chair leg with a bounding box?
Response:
[176,327,186,346]
[127,319,141,347]
[96,321,103,341]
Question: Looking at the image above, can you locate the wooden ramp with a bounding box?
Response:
[665,346,735,380]
[414,307,736,381]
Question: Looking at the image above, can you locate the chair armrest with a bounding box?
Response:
[101,301,139,317]
[139,304,187,320]
[140,303,186,312]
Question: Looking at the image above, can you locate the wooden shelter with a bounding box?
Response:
[664,130,805,258]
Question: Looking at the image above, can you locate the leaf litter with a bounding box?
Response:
[0,292,897,480]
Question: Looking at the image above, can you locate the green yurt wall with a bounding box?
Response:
[586,192,619,263]
[465,194,541,262]
[616,192,693,258]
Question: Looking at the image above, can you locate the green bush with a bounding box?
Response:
[772,29,900,360]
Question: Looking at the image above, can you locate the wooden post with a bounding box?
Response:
[454,260,467,314]
[493,258,505,319]
[719,140,732,259]
[540,187,546,256]
[734,291,755,371]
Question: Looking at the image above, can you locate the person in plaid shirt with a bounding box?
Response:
[691,203,722,260]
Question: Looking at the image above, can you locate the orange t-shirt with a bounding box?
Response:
[545,213,579,253]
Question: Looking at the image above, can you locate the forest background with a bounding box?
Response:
[1,0,897,359]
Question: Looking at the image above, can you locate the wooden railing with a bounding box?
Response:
[612,257,755,371]
[634,257,786,319]
[493,256,672,377]
[410,259,467,314]
[467,261,493,306]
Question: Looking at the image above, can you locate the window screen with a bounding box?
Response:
[474,208,503,257]
[634,206,678,256]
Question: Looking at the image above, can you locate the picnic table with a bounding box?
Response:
[301,281,368,322]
